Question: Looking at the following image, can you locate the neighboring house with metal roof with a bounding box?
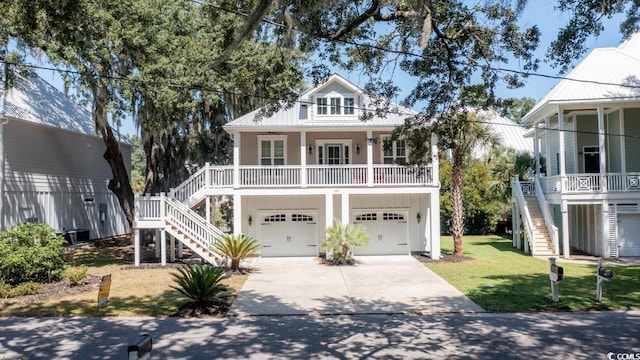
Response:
[133,73,441,264]
[512,32,640,259]
[474,109,533,157]
[0,73,133,240]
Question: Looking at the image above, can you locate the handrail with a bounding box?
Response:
[165,195,226,239]
[535,174,559,255]
[513,177,536,255]
[171,163,209,203]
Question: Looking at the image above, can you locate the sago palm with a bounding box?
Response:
[171,264,231,314]
[211,233,261,271]
[321,219,369,265]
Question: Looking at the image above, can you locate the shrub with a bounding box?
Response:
[0,223,66,285]
[171,264,232,314]
[0,281,11,298]
[63,266,88,287]
[211,233,261,271]
[321,219,369,265]
[10,281,41,297]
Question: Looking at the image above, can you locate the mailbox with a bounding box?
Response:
[550,264,564,282]
[128,334,152,360]
[598,267,614,280]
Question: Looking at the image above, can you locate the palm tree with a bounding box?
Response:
[211,233,261,272]
[444,111,500,256]
[321,219,370,265]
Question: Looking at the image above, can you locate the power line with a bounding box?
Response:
[191,0,640,91]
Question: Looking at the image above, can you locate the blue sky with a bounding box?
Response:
[33,1,628,136]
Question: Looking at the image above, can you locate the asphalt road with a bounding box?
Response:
[1,311,639,359]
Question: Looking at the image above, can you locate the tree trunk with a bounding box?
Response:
[92,84,135,229]
[451,155,465,256]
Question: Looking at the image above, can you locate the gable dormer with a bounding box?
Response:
[300,74,365,121]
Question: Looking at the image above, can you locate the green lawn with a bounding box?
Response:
[424,235,640,312]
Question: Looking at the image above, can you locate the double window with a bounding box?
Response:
[382,137,407,165]
[259,136,286,165]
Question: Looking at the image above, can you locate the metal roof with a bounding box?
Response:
[523,32,640,124]
[476,109,533,156]
[2,74,133,146]
[224,74,417,132]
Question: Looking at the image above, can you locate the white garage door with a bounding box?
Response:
[618,214,640,256]
[260,212,318,257]
[351,211,408,255]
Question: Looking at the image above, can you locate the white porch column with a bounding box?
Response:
[178,241,183,258]
[558,108,566,192]
[301,131,307,187]
[602,201,610,257]
[325,192,334,227]
[366,130,374,187]
[561,200,570,258]
[233,194,242,235]
[233,134,240,189]
[545,117,551,178]
[160,229,167,267]
[620,108,627,173]
[429,192,440,259]
[431,134,439,185]
[341,193,349,225]
[598,107,607,191]
[134,229,141,267]
[534,125,540,175]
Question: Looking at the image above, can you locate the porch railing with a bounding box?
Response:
[542,173,640,194]
[512,177,536,255]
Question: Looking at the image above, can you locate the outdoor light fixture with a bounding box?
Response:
[308,145,313,155]
[356,144,361,155]
[416,212,421,223]
[248,215,253,227]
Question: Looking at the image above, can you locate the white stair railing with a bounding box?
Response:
[171,163,209,204]
[513,177,536,255]
[534,174,559,255]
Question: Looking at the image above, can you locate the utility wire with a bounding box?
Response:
[2,57,640,139]
[189,0,640,90]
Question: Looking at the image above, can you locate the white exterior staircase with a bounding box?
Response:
[134,190,225,266]
[523,196,555,256]
[512,177,558,257]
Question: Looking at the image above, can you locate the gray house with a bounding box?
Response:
[0,74,132,240]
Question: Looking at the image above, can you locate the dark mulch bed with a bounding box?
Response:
[0,274,102,307]
[412,252,474,263]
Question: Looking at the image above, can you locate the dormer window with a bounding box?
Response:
[317,98,327,115]
[330,98,341,114]
[344,98,355,114]
[316,95,356,116]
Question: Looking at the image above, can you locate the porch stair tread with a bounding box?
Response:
[523,196,555,256]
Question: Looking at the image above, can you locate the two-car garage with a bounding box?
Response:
[257,209,410,257]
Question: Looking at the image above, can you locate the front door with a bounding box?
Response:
[583,146,600,173]
[326,144,343,165]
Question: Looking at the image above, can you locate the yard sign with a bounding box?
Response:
[97,274,112,310]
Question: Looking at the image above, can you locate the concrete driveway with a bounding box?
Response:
[229,256,483,316]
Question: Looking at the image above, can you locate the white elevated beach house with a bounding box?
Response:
[0,74,133,240]
[513,32,640,258]
[133,74,441,265]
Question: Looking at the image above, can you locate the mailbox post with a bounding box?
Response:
[596,258,614,302]
[548,257,564,302]
[128,334,152,360]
